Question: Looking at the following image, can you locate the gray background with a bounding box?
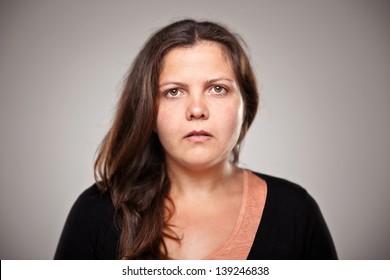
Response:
[1,0,389,259]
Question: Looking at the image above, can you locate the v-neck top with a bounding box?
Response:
[54,171,338,260]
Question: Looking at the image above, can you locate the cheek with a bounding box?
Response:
[156,105,177,142]
[156,110,168,135]
[229,109,244,138]
[226,99,244,131]
[217,99,245,144]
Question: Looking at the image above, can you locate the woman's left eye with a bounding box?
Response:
[210,85,228,94]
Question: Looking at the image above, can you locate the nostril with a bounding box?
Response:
[186,101,209,120]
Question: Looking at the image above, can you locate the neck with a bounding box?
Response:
[166,160,241,197]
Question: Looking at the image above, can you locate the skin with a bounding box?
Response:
[156,41,245,259]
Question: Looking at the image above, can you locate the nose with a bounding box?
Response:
[185,94,209,120]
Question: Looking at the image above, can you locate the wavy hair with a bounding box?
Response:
[94,19,259,259]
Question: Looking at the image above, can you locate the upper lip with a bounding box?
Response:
[184,130,212,138]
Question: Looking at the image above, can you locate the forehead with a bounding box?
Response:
[164,40,229,60]
[159,41,235,79]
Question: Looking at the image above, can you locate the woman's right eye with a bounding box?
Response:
[164,88,182,98]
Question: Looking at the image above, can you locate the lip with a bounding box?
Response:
[184,130,213,142]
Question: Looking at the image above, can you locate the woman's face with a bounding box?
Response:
[156,41,244,170]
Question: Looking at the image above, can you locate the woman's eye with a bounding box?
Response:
[210,85,228,94]
[164,88,182,97]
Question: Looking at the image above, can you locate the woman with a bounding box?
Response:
[54,19,337,260]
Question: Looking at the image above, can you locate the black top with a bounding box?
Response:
[54,172,337,260]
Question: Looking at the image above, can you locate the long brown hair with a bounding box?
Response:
[94,19,259,259]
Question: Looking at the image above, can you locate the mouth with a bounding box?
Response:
[184,130,213,142]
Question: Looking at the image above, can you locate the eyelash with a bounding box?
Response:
[163,85,228,98]
[164,88,183,98]
[209,85,228,95]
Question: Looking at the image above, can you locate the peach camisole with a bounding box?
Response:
[205,170,267,260]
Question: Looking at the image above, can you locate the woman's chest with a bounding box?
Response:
[164,199,242,259]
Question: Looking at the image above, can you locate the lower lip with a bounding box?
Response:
[185,135,212,142]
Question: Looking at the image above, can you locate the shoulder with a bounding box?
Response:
[69,184,114,219]
[62,183,115,233]
[250,170,325,230]
[54,184,117,259]
[251,171,313,210]
[247,171,337,259]
[74,184,112,207]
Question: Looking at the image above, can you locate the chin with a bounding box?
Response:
[179,156,227,170]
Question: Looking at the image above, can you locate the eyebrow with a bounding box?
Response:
[158,81,187,88]
[159,78,235,88]
[206,78,235,85]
